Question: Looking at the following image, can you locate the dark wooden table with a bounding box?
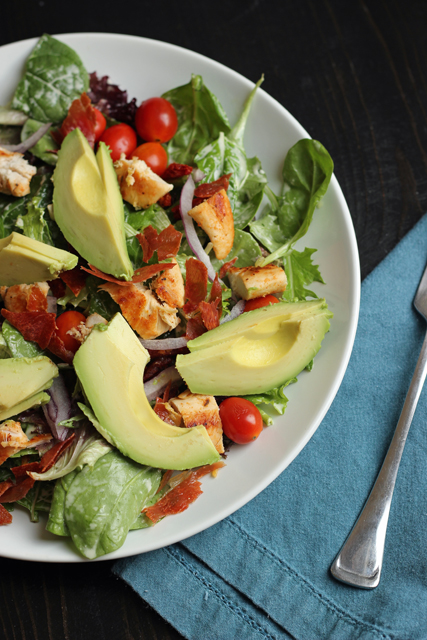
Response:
[1,0,426,638]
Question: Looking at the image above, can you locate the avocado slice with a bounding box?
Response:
[176,300,333,396]
[73,313,220,470]
[0,356,58,420]
[52,129,133,280]
[0,232,78,286]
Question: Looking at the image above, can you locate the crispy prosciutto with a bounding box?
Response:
[0,434,76,521]
[183,261,222,337]
[183,258,208,316]
[143,461,225,524]
[136,224,182,262]
[59,266,87,296]
[193,173,231,200]
[0,309,74,363]
[162,163,193,181]
[219,256,238,279]
[54,93,97,148]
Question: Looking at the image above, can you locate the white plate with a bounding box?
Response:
[0,33,360,562]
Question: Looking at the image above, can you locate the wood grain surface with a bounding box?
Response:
[1,0,427,638]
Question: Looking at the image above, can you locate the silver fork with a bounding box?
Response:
[330,262,427,589]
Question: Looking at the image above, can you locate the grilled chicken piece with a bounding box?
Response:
[170,390,224,454]
[2,282,49,313]
[227,264,287,300]
[151,259,185,308]
[0,147,37,197]
[188,189,234,260]
[100,281,180,339]
[0,420,52,465]
[114,154,172,209]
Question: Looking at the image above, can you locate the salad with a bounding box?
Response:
[0,34,334,559]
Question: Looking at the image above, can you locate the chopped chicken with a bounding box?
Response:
[151,259,185,308]
[114,154,172,209]
[188,189,234,260]
[2,282,49,312]
[0,420,52,466]
[170,390,224,454]
[100,282,180,339]
[0,147,37,197]
[67,313,108,344]
[227,264,287,300]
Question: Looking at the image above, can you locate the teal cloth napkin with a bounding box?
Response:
[114,215,427,640]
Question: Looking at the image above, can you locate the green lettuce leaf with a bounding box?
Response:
[163,74,230,165]
[243,379,296,426]
[46,471,78,537]
[15,195,53,245]
[11,34,89,123]
[16,481,55,523]
[210,228,261,271]
[282,248,324,302]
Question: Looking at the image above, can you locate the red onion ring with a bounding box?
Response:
[192,168,205,183]
[1,122,52,153]
[144,366,182,403]
[180,174,217,282]
[220,299,245,324]
[139,337,188,350]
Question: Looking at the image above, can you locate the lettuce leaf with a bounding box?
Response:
[243,379,296,426]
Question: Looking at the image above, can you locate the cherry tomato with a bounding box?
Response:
[244,295,280,312]
[132,142,168,175]
[56,310,86,354]
[99,123,137,161]
[93,108,107,142]
[135,97,178,143]
[219,398,263,444]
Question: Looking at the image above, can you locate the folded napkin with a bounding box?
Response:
[114,215,427,640]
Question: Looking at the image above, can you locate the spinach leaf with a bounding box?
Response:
[16,481,55,523]
[63,450,162,558]
[163,74,230,165]
[46,471,78,537]
[11,34,89,124]
[21,118,58,165]
[2,320,43,358]
[210,228,261,271]
[253,139,334,266]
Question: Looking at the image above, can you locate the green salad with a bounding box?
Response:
[0,34,333,559]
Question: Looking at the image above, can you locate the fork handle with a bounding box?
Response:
[330,330,427,589]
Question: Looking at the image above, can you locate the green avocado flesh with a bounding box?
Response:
[0,232,78,286]
[52,129,133,280]
[0,356,58,420]
[73,313,220,470]
[176,300,333,396]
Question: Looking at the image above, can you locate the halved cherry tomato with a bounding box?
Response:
[135,97,178,143]
[99,123,137,161]
[219,398,263,444]
[133,142,168,175]
[244,295,280,312]
[93,108,107,142]
[56,310,86,354]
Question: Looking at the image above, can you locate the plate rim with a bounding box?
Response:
[0,32,361,563]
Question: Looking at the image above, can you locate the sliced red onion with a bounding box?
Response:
[1,122,52,153]
[47,295,57,314]
[139,336,188,350]
[220,299,246,324]
[144,366,182,403]
[42,375,73,441]
[192,168,206,183]
[180,174,217,282]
